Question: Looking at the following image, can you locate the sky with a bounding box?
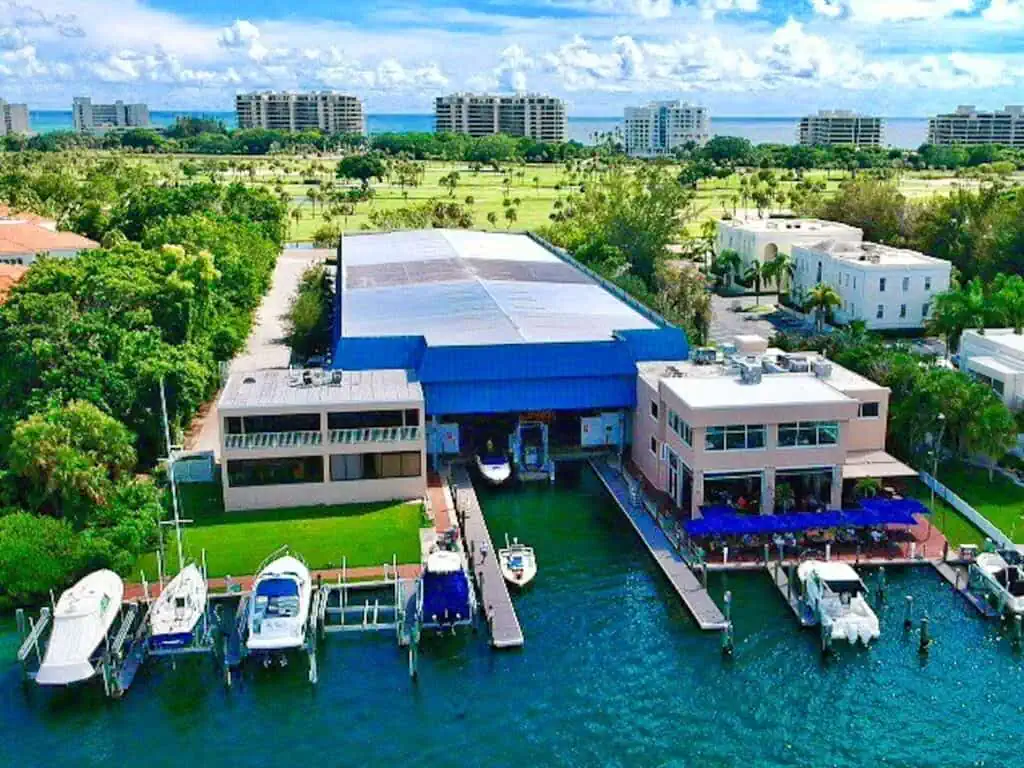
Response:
[5,0,1024,115]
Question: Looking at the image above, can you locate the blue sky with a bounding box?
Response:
[5,0,1024,114]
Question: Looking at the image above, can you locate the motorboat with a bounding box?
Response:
[475,453,512,485]
[419,550,475,631]
[797,560,880,646]
[247,551,312,652]
[148,563,208,650]
[36,570,124,686]
[499,535,537,587]
[973,551,1024,615]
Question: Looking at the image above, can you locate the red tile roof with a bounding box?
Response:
[0,264,28,303]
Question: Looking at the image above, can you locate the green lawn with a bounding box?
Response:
[933,463,1024,542]
[136,482,426,580]
[905,479,986,548]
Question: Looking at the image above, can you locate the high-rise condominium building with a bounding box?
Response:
[434,93,567,142]
[72,97,150,133]
[623,101,709,156]
[798,110,884,147]
[0,99,29,136]
[928,105,1024,147]
[234,92,365,134]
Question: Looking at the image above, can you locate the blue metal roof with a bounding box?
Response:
[417,341,637,383]
[616,328,690,362]
[424,376,636,415]
[335,336,426,371]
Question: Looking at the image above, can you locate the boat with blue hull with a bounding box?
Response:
[419,550,475,632]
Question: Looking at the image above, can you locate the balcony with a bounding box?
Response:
[329,426,421,445]
[224,431,323,450]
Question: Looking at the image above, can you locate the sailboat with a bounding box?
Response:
[247,549,312,652]
[499,534,537,587]
[148,563,208,650]
[36,570,124,686]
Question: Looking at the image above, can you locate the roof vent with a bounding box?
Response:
[739,360,762,385]
[242,376,256,385]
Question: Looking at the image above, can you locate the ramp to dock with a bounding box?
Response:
[932,560,1000,618]
[590,459,728,631]
[768,563,817,627]
[452,465,524,649]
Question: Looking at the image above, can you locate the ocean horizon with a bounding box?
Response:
[26,110,931,149]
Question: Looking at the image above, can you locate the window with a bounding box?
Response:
[705,424,765,451]
[902,276,909,291]
[650,436,658,455]
[859,402,880,418]
[973,372,1006,397]
[925,277,932,291]
[227,456,324,487]
[668,409,693,447]
[899,304,907,319]
[922,303,931,318]
[337,450,422,481]
[816,262,822,283]
[853,277,857,290]
[330,453,363,481]
[404,409,420,427]
[876,305,884,319]
[879,277,886,292]
[777,421,839,448]
[235,413,320,434]
[328,409,404,430]
[650,400,659,420]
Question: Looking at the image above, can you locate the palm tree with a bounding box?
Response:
[486,211,499,229]
[762,252,795,295]
[805,283,842,332]
[743,261,768,306]
[991,274,1024,334]
[929,278,989,352]
[712,250,743,290]
[504,206,518,230]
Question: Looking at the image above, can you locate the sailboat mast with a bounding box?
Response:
[160,377,185,573]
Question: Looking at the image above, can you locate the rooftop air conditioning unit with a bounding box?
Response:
[813,360,833,379]
[739,361,762,385]
[692,347,717,365]
[762,358,784,373]
[788,356,810,373]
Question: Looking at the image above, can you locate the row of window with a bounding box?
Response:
[706,424,765,451]
[226,451,422,487]
[878,276,933,293]
[225,409,420,435]
[874,303,930,321]
[778,421,840,448]
[667,409,693,447]
[653,420,842,454]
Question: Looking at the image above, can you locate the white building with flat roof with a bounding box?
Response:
[235,91,365,134]
[928,105,1024,147]
[72,97,150,133]
[791,240,951,331]
[434,93,567,142]
[798,110,884,147]
[0,100,28,135]
[959,329,1024,409]
[623,101,709,156]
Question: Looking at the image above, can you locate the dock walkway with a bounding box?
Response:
[452,465,524,649]
[768,563,816,627]
[589,459,728,631]
[932,560,1000,618]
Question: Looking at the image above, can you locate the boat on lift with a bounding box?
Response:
[36,570,124,686]
[247,550,312,652]
[499,534,537,588]
[475,452,512,486]
[419,550,475,632]
[973,550,1024,615]
[148,562,208,650]
[797,560,880,646]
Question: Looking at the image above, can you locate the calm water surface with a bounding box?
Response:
[2,464,1021,767]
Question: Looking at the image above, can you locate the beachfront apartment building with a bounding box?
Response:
[217,368,426,511]
[633,334,913,518]
[798,110,884,147]
[623,101,709,157]
[0,99,29,135]
[235,91,365,134]
[72,97,150,133]
[928,105,1024,147]
[434,93,567,142]
[791,240,951,331]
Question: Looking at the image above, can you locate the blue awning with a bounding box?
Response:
[686,500,924,537]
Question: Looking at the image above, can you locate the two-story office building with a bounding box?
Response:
[958,329,1024,410]
[633,335,913,517]
[715,218,863,283]
[217,368,426,511]
[791,240,951,330]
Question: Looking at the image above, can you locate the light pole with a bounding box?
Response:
[931,412,947,542]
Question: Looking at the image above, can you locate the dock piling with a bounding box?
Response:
[721,591,734,657]
[15,608,25,639]
[1013,615,1022,650]
[904,595,914,631]
[919,616,931,655]
[876,567,887,604]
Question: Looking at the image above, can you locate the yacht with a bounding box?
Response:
[148,563,208,650]
[247,550,312,652]
[36,570,124,686]
[419,550,475,631]
[475,452,512,485]
[797,560,880,646]
[499,535,537,587]
[973,551,1024,615]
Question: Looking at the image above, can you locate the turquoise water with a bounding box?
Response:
[2,463,1022,767]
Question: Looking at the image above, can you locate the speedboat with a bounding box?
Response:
[499,535,537,587]
[36,569,124,686]
[247,551,311,652]
[475,453,512,485]
[973,551,1024,614]
[419,550,474,631]
[797,560,880,646]
[148,563,208,650]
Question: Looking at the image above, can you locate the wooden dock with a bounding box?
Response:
[932,560,1000,618]
[589,459,728,631]
[452,465,524,649]
[768,562,817,627]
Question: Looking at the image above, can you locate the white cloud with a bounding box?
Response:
[807,0,975,21]
[983,0,1024,20]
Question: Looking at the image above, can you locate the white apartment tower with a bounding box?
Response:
[928,105,1024,147]
[623,101,710,156]
[798,110,884,147]
[0,99,29,135]
[234,92,366,134]
[434,93,567,142]
[72,97,150,133]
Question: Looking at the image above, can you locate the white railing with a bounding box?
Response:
[329,426,420,444]
[224,431,323,450]
[919,470,1015,549]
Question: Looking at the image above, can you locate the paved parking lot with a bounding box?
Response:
[709,294,817,345]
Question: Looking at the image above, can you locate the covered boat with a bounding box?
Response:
[420,550,474,630]
[797,560,880,646]
[974,551,1024,614]
[149,563,208,650]
[247,552,311,652]
[498,535,537,587]
[36,570,124,686]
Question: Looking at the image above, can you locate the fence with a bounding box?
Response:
[919,470,1014,549]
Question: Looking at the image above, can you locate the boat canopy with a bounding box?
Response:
[256,578,299,598]
[686,498,927,537]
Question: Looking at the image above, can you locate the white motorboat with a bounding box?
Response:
[149,563,208,651]
[797,560,880,646]
[974,551,1024,615]
[498,535,537,587]
[247,551,312,652]
[476,453,512,485]
[36,569,124,686]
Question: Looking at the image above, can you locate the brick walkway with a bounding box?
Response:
[428,472,454,532]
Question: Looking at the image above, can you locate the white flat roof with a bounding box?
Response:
[219,368,422,412]
[968,355,1024,377]
[664,372,854,410]
[800,240,947,268]
[719,217,861,235]
[964,329,1024,357]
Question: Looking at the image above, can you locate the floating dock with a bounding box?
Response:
[768,562,817,627]
[932,560,1001,618]
[590,458,728,631]
[451,464,524,649]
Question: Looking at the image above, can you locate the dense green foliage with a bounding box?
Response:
[283,263,334,360]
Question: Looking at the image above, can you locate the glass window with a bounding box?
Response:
[328,410,404,430]
[876,305,884,319]
[227,456,324,487]
[705,427,725,451]
[778,423,797,447]
[859,402,880,418]
[818,422,839,445]
[925,277,932,291]
[748,425,766,449]
[401,452,421,477]
[902,277,909,291]
[798,423,816,446]
[726,425,746,450]
[404,409,420,427]
[381,452,403,478]
[922,303,930,318]
[650,436,658,455]
[225,416,242,435]
[899,304,907,319]
[706,425,763,451]
[879,277,886,292]
[242,413,320,433]
[650,400,659,420]
[330,453,363,481]
[777,421,840,448]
